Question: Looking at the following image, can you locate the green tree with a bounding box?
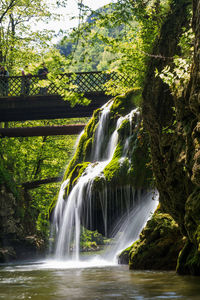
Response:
[0,117,89,237]
[0,0,72,74]
[57,1,172,95]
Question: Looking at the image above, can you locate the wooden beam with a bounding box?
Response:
[0,93,111,122]
[0,124,85,137]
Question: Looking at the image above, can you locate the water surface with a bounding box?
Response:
[0,259,200,300]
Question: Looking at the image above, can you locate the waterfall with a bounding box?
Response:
[51,100,158,261]
[104,190,158,260]
[91,101,113,161]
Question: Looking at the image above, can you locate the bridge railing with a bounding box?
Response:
[0,71,132,97]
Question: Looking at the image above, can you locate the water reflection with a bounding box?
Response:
[0,261,200,300]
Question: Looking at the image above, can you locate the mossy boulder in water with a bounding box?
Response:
[121,211,184,270]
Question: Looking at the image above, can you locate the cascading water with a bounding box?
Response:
[104,189,158,260]
[51,100,158,262]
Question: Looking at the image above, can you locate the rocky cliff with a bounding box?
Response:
[128,0,200,275]
[0,160,44,262]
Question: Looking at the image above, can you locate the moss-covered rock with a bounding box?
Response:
[127,211,184,270]
[66,162,90,195]
[103,118,152,188]
[176,240,200,275]
[184,189,200,245]
[118,245,132,264]
[50,89,153,237]
[140,0,200,275]
[110,89,140,117]
[63,109,100,181]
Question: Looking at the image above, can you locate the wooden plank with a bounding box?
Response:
[0,124,85,137]
[0,93,111,122]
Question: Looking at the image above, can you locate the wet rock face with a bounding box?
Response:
[119,211,184,270]
[142,0,191,233]
[0,186,23,238]
[0,183,45,263]
[179,0,200,274]
[136,0,200,274]
[129,212,184,271]
[0,185,22,262]
[190,0,200,188]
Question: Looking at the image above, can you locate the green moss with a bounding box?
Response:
[63,110,100,180]
[63,90,145,188]
[177,240,200,275]
[66,162,90,196]
[63,132,88,181]
[185,188,200,243]
[175,188,200,275]
[117,119,131,138]
[128,211,184,270]
[92,175,106,191]
[87,109,100,134]
[83,138,93,161]
[118,244,133,264]
[110,89,139,117]
[129,132,152,188]
[104,157,130,185]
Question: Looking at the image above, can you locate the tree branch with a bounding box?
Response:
[21,177,62,190]
[0,0,17,24]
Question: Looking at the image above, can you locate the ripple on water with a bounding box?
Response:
[0,262,199,300]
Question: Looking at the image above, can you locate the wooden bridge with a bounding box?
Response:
[0,71,132,138]
[0,71,130,122]
[0,71,131,188]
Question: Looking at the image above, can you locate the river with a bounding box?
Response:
[0,258,200,300]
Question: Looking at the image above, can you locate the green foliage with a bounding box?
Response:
[155,23,194,97]
[0,157,20,201]
[0,0,56,70]
[57,1,172,95]
[0,0,89,107]
[110,89,139,115]
[0,118,88,237]
[63,110,99,180]
[80,227,111,251]
[128,210,184,270]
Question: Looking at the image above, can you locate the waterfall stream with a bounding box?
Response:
[51,101,158,262]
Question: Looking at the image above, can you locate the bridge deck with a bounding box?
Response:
[0,71,124,122]
[0,124,85,138]
[0,92,111,122]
